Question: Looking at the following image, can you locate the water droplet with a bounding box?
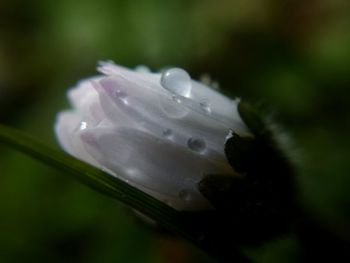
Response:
[187,137,207,153]
[161,68,192,98]
[159,96,189,119]
[79,121,88,130]
[199,100,211,114]
[178,189,192,201]
[163,129,172,138]
[114,90,128,104]
[172,95,182,104]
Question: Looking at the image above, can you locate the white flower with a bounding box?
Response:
[55,61,250,211]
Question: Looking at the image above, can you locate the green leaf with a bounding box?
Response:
[0,124,250,263]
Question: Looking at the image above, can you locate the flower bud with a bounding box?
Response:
[54,61,250,211]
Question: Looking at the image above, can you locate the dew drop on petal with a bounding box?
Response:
[79,121,88,131]
[172,95,182,104]
[187,137,207,153]
[161,68,192,98]
[199,100,211,114]
[115,90,127,99]
[114,90,128,104]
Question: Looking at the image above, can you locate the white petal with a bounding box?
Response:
[68,79,98,109]
[55,62,251,211]
[98,61,249,135]
[80,127,234,210]
[96,75,234,160]
[55,111,81,155]
[190,80,248,134]
[55,111,100,166]
[91,79,138,130]
[98,61,162,92]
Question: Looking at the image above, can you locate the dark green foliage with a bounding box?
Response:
[198,101,350,261]
[199,101,297,244]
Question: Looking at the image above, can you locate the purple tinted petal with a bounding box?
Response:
[80,127,234,210]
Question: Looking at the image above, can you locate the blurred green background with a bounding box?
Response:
[0,0,350,262]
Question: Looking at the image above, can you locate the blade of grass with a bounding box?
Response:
[0,124,250,263]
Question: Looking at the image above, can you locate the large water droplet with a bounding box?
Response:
[187,137,207,153]
[161,68,192,98]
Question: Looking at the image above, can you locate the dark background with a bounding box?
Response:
[0,0,349,262]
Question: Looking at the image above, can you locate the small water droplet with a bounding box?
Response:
[199,100,211,114]
[187,137,206,153]
[178,189,192,201]
[172,95,182,104]
[163,129,172,138]
[79,121,88,130]
[161,68,192,98]
[114,90,128,104]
